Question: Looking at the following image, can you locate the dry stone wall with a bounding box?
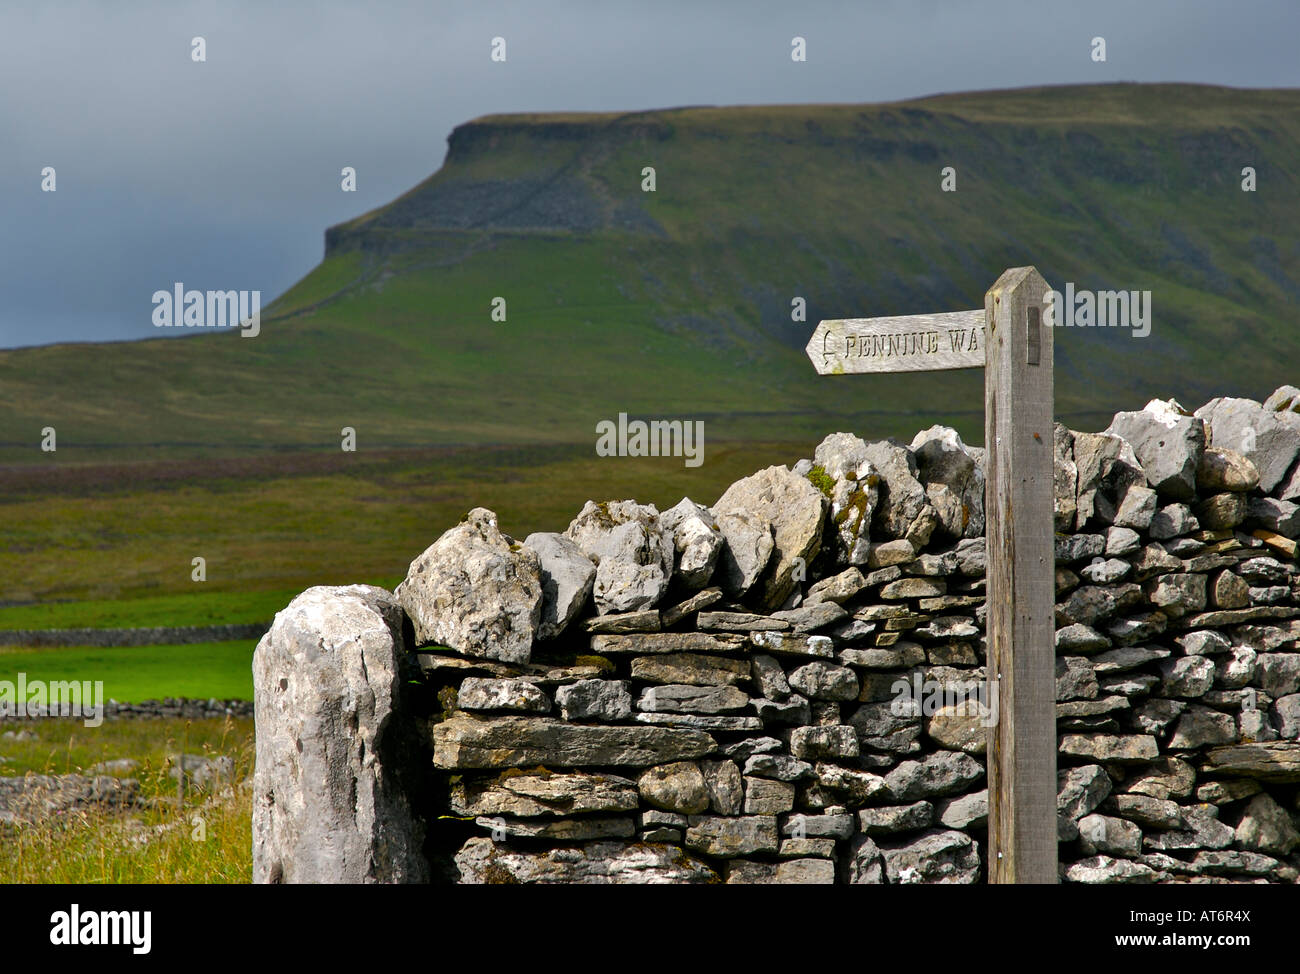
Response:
[253,388,1300,884]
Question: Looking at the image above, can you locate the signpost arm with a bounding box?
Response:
[984,266,1057,884]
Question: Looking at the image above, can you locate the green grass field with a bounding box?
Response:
[0,641,256,702]
[0,591,292,631]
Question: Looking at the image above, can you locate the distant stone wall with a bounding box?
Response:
[0,623,267,647]
[0,698,253,721]
[253,387,1300,884]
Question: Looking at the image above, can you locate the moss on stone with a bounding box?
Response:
[806,464,835,498]
[574,653,615,673]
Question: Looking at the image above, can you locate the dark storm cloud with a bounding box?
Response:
[2,0,1296,347]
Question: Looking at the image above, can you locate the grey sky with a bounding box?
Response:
[3,0,1297,348]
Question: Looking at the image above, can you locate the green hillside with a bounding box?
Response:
[3,83,1298,466]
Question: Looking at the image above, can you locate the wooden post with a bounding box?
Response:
[984,266,1057,884]
[806,265,1058,883]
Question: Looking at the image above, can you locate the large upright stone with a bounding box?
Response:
[713,466,827,610]
[1105,399,1205,501]
[565,500,674,613]
[523,532,595,640]
[1195,397,1300,494]
[711,510,775,598]
[253,585,427,884]
[811,432,879,565]
[1054,425,1079,532]
[659,498,724,589]
[1072,432,1147,529]
[861,440,937,546]
[397,508,542,663]
[909,425,986,540]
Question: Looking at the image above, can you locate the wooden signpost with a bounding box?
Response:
[806,266,1057,884]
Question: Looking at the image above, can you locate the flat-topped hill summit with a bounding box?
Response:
[4,83,1299,462]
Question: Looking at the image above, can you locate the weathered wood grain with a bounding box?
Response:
[805,310,985,375]
[983,266,1057,884]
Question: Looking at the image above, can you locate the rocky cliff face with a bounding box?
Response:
[254,385,1300,884]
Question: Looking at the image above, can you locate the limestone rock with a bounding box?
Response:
[725,858,835,884]
[564,500,674,613]
[879,830,980,884]
[858,801,933,836]
[770,602,849,632]
[1105,399,1204,500]
[637,684,750,715]
[637,762,710,814]
[475,815,634,841]
[660,497,724,588]
[253,585,427,884]
[743,776,796,814]
[1065,855,1156,884]
[842,835,886,884]
[555,679,633,722]
[788,662,859,702]
[1194,492,1247,531]
[1123,757,1197,800]
[684,816,779,858]
[700,759,743,815]
[1057,765,1112,841]
[1059,734,1159,764]
[861,440,937,547]
[1197,446,1260,493]
[1195,397,1300,493]
[812,432,880,565]
[457,677,551,714]
[884,751,984,801]
[1233,793,1300,855]
[1077,813,1143,857]
[713,466,827,610]
[431,714,715,769]
[1211,570,1250,609]
[790,725,860,761]
[523,532,595,640]
[397,508,543,662]
[1144,805,1234,851]
[1201,742,1300,782]
[810,763,889,807]
[630,654,750,687]
[454,836,719,884]
[937,789,988,829]
[1156,655,1215,698]
[1054,424,1079,532]
[1246,497,1300,538]
[449,770,639,817]
[1072,431,1147,529]
[1168,705,1237,749]
[711,510,775,598]
[743,753,814,781]
[804,567,868,607]
[910,425,985,540]
[926,701,989,754]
